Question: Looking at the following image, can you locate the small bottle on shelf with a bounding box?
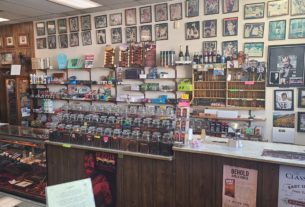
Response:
[216,51,221,63]
[185,45,190,62]
[178,46,184,62]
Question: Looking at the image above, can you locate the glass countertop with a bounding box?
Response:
[0,125,49,141]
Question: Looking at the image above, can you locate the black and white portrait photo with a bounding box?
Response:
[95,15,107,29]
[81,15,91,31]
[278,55,297,86]
[140,25,152,42]
[269,72,280,85]
[274,90,294,111]
[170,3,182,21]
[36,22,46,36]
[47,21,56,35]
[203,19,217,38]
[59,34,68,48]
[69,17,79,32]
[82,31,92,46]
[223,17,238,36]
[185,21,200,40]
[96,29,106,44]
[36,38,47,49]
[204,0,219,15]
[57,18,67,34]
[111,27,122,44]
[110,13,122,26]
[203,41,217,52]
[70,33,79,47]
[155,23,168,41]
[47,35,56,49]
[125,27,137,43]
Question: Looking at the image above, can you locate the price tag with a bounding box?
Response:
[62,144,71,148]
[181,94,189,100]
[245,81,254,85]
[94,135,101,139]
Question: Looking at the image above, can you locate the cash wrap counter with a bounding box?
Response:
[46,135,305,207]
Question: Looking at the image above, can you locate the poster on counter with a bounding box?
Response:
[222,165,258,207]
[278,165,305,207]
[272,112,295,144]
[84,151,117,207]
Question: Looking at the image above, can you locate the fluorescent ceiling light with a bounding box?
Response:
[49,0,101,9]
[0,18,9,22]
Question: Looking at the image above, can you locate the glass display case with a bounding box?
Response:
[0,125,48,202]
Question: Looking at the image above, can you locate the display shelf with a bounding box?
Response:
[191,115,266,122]
[192,105,265,111]
[31,97,116,103]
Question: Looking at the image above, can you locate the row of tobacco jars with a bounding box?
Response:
[49,125,173,156]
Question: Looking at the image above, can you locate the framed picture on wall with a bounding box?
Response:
[170,3,183,21]
[95,15,107,29]
[36,38,47,49]
[140,25,152,42]
[58,34,68,48]
[82,31,92,46]
[69,33,79,47]
[289,18,305,39]
[268,44,305,87]
[47,35,56,49]
[155,23,168,41]
[125,8,136,26]
[186,0,199,17]
[204,0,219,15]
[274,89,294,111]
[223,17,238,36]
[291,0,305,16]
[111,27,122,44]
[244,23,264,38]
[96,29,106,44]
[81,15,91,31]
[267,0,289,17]
[203,41,217,52]
[155,3,168,22]
[297,112,305,132]
[185,21,200,40]
[244,42,264,57]
[202,19,217,38]
[269,20,286,41]
[47,20,56,35]
[0,53,13,65]
[244,3,265,19]
[36,22,46,36]
[223,0,239,13]
[298,88,305,108]
[5,36,14,47]
[69,16,79,32]
[222,40,238,57]
[18,34,29,46]
[125,26,137,43]
[57,18,67,34]
[109,13,122,26]
[140,6,152,24]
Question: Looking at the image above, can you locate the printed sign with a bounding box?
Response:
[278,165,305,207]
[222,165,258,207]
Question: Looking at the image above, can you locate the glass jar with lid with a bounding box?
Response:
[70,114,77,125]
[120,129,131,151]
[132,118,142,131]
[160,133,174,156]
[161,119,174,133]
[111,129,121,149]
[63,124,72,143]
[129,130,140,152]
[80,126,88,145]
[100,116,108,127]
[71,125,81,144]
[150,132,161,155]
[122,118,132,130]
[92,114,100,127]
[84,126,96,146]
[77,114,84,125]
[94,127,103,147]
[138,131,150,153]
[49,123,60,141]
[102,128,112,148]
[84,114,93,126]
[107,116,116,128]
[56,124,66,142]
[62,113,70,124]
[141,118,152,131]
[151,119,161,132]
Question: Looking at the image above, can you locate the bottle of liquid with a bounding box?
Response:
[208,50,213,63]
[216,51,221,63]
[212,51,217,63]
[185,45,190,62]
[179,46,184,62]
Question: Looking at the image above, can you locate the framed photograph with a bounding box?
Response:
[140,6,152,24]
[109,13,122,26]
[155,23,168,41]
[96,29,106,44]
[82,31,92,46]
[274,90,294,111]
[297,112,305,132]
[222,40,238,57]
[202,19,217,38]
[69,17,79,32]
[36,22,46,36]
[155,3,168,22]
[0,53,13,65]
[125,8,136,26]
[5,36,14,47]
[244,42,264,57]
[298,88,305,108]
[81,15,91,31]
[223,17,238,36]
[223,0,239,13]
[203,41,217,52]
[204,0,219,15]
[140,25,152,42]
[0,37,2,48]
[18,34,28,46]
[185,21,200,40]
[111,28,122,44]
[95,15,107,29]
[244,3,265,19]
[267,0,289,17]
[57,19,67,34]
[244,23,264,38]
[269,72,280,85]
[58,34,68,48]
[186,0,199,17]
[291,0,305,16]
[289,18,305,39]
[47,20,56,35]
[125,27,137,43]
[268,44,305,87]
[170,3,183,21]
[269,20,286,41]
[36,38,46,49]
[47,35,56,49]
[69,33,79,47]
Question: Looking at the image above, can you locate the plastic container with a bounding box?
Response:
[138,131,150,154]
[160,133,174,156]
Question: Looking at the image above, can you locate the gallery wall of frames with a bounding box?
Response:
[32,0,305,145]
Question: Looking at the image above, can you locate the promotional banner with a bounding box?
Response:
[278,165,305,207]
[84,151,117,207]
[222,165,258,207]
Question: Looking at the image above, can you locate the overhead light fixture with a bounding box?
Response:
[48,0,101,9]
[0,18,9,22]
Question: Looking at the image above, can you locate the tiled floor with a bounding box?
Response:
[0,192,45,207]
